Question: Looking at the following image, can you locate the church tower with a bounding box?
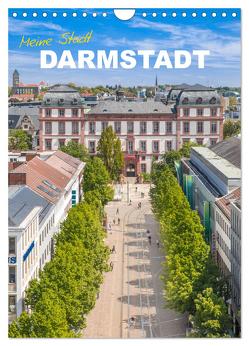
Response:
[13,70,19,87]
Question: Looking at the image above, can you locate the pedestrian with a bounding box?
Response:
[110,261,114,271]
[156,240,160,248]
[116,208,119,215]
[113,218,116,225]
[146,229,150,235]
[118,218,120,225]
[135,187,138,193]
[111,245,116,254]
[129,199,132,205]
[148,235,152,245]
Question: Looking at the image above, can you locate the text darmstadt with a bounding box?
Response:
[40,49,210,69]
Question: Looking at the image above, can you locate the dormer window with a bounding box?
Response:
[128,109,133,112]
[153,109,158,112]
[59,98,64,104]
[103,109,107,112]
[196,97,203,104]
[46,98,51,104]
[210,97,217,104]
[182,97,189,104]
[72,98,78,105]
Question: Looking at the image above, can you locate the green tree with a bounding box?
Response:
[223,120,241,139]
[82,157,114,205]
[97,125,124,181]
[61,140,89,162]
[190,288,231,337]
[8,129,32,151]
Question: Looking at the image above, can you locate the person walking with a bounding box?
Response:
[148,235,152,245]
[129,316,136,327]
[118,218,120,225]
[156,240,160,248]
[116,208,119,215]
[110,262,114,271]
[111,245,116,254]
[113,218,116,225]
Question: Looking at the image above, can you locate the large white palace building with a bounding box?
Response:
[39,84,223,176]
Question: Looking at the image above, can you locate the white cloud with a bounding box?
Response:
[9,18,65,35]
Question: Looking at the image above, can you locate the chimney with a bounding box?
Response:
[8,172,26,186]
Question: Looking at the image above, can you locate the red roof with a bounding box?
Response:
[215,187,241,220]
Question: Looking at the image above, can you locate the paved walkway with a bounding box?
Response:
[83,183,187,338]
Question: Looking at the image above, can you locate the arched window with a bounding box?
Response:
[153,109,158,112]
[182,97,189,104]
[210,97,217,104]
[128,109,133,112]
[103,109,107,112]
[196,97,203,104]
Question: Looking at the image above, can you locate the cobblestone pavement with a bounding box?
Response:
[83,183,187,338]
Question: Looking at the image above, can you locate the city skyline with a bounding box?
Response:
[9,9,241,87]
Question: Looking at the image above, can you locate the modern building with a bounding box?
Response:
[215,187,241,334]
[39,85,85,151]
[180,137,241,246]
[8,185,54,322]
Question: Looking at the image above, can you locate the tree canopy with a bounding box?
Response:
[97,125,124,181]
[8,129,32,151]
[150,165,231,337]
[61,140,89,162]
[82,157,114,205]
[223,120,240,139]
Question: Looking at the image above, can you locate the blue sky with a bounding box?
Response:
[8,9,241,87]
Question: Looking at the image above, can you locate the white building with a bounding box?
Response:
[8,186,54,322]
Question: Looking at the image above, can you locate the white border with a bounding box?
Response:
[1,1,249,346]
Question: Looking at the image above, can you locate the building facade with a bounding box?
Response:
[39,84,223,176]
[39,85,85,151]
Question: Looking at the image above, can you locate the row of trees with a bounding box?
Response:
[9,148,114,337]
[150,165,231,337]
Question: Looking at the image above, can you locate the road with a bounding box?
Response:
[83,182,187,338]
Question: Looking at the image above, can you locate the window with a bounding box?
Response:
[211,108,217,116]
[88,141,95,153]
[59,109,65,117]
[211,121,217,134]
[197,121,203,133]
[183,122,190,133]
[196,138,204,145]
[166,121,172,134]
[72,109,78,117]
[127,121,134,134]
[196,97,203,104]
[23,124,29,129]
[9,267,16,283]
[141,163,146,173]
[9,237,16,254]
[183,109,189,117]
[183,138,190,144]
[101,121,108,131]
[89,122,95,134]
[140,121,147,134]
[210,138,217,146]
[182,97,189,104]
[45,109,51,117]
[141,155,146,161]
[72,138,79,144]
[45,139,52,150]
[8,296,16,313]
[166,140,172,151]
[58,122,65,134]
[72,121,79,134]
[128,141,133,154]
[140,141,146,152]
[152,141,159,153]
[45,122,52,135]
[210,97,217,104]
[58,139,65,148]
[153,121,159,134]
[114,121,121,134]
[197,108,203,116]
